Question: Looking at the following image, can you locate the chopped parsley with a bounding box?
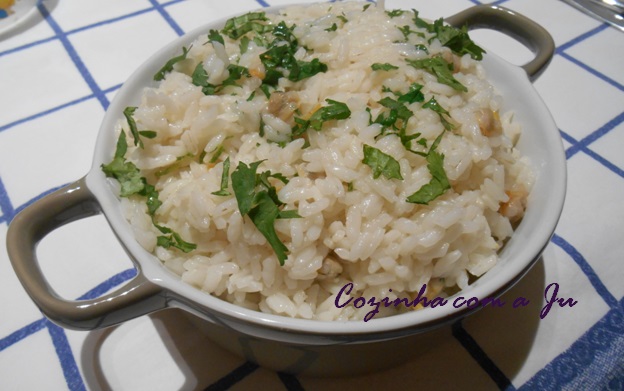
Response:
[397,83,425,104]
[154,46,191,81]
[371,63,399,71]
[222,11,272,40]
[211,157,231,196]
[362,145,403,180]
[101,132,197,252]
[308,99,351,130]
[208,29,225,46]
[411,10,485,60]
[325,23,338,32]
[259,22,328,85]
[293,99,351,136]
[422,97,456,131]
[430,19,486,60]
[231,161,300,265]
[123,107,144,148]
[101,131,144,197]
[407,57,467,92]
[192,63,250,94]
[155,224,197,253]
[406,132,450,204]
[386,9,406,18]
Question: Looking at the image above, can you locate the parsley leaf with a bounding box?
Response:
[191,63,217,95]
[431,19,485,60]
[410,10,485,60]
[398,25,425,40]
[247,191,289,263]
[231,161,299,265]
[207,29,225,46]
[222,11,272,40]
[192,63,249,94]
[325,23,338,32]
[221,64,251,87]
[154,46,191,81]
[371,63,399,71]
[308,99,351,130]
[212,156,231,196]
[407,57,467,92]
[292,99,351,136]
[406,132,450,204]
[155,224,197,253]
[397,83,425,104]
[123,107,143,148]
[258,21,328,86]
[422,97,455,131]
[239,36,250,54]
[102,129,197,253]
[231,160,263,216]
[139,130,157,139]
[377,97,413,130]
[362,145,403,180]
[101,132,144,197]
[386,9,405,18]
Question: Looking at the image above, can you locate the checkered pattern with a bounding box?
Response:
[1,0,623,389]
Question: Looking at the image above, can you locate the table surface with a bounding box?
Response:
[1,0,623,390]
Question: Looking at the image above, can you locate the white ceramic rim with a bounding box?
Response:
[86,3,567,337]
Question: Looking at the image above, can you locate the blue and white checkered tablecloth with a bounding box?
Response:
[1,0,623,390]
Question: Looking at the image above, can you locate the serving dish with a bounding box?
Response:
[7,3,565,376]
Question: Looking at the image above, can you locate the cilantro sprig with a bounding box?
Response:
[231,160,300,265]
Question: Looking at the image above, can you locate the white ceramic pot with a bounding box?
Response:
[7,4,566,376]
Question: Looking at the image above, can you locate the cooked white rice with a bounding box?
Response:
[111,1,533,321]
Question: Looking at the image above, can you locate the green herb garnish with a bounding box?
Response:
[397,83,425,104]
[155,224,197,253]
[123,107,143,148]
[101,132,144,196]
[371,63,399,71]
[211,157,231,196]
[293,99,351,136]
[386,9,405,18]
[422,97,455,131]
[222,11,272,40]
[406,132,450,204]
[431,19,485,60]
[208,29,225,46]
[192,63,250,94]
[407,57,467,92]
[308,99,351,130]
[259,23,328,85]
[231,161,299,265]
[154,46,191,81]
[362,145,403,180]
[411,10,485,60]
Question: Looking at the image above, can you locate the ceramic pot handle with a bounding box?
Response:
[445,5,555,80]
[6,177,165,330]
